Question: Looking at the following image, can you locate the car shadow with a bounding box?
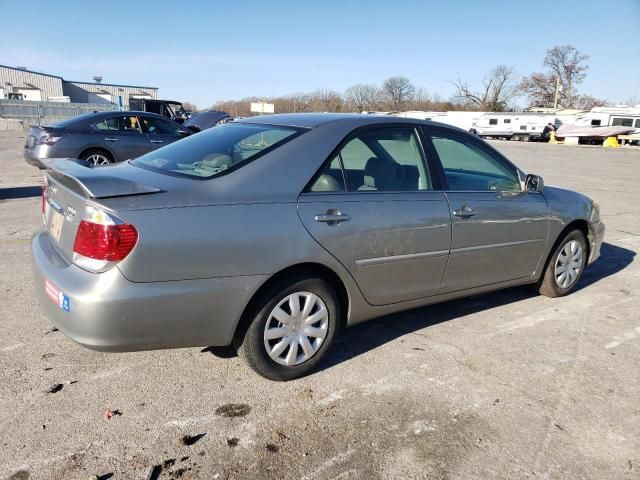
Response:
[0,185,42,200]
[202,242,635,370]
[321,241,635,371]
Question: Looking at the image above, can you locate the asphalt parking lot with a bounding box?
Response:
[1,131,639,480]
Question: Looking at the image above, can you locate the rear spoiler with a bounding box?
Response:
[47,159,161,199]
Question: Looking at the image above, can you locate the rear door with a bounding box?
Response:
[139,115,186,151]
[297,125,451,306]
[92,114,150,161]
[423,127,549,293]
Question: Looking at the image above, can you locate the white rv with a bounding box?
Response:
[574,106,640,132]
[476,112,561,141]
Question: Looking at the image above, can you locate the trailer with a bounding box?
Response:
[573,106,640,133]
[475,112,561,141]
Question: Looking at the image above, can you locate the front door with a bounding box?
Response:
[298,126,451,306]
[424,128,549,293]
[139,115,185,152]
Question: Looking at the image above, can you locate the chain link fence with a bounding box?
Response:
[0,100,118,127]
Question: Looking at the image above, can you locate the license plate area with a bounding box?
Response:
[49,208,64,243]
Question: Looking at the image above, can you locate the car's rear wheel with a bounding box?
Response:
[538,229,587,297]
[81,149,113,167]
[234,275,340,381]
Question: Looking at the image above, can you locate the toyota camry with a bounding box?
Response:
[31,113,605,380]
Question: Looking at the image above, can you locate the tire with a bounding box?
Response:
[538,229,587,298]
[234,275,340,381]
[81,149,113,167]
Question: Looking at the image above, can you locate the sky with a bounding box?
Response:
[1,0,638,108]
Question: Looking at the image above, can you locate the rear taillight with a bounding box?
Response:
[41,184,46,215]
[73,221,138,261]
[72,205,138,272]
[38,135,64,146]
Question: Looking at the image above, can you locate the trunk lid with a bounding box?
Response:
[25,126,66,150]
[43,160,162,265]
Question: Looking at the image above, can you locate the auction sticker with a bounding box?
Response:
[45,279,70,312]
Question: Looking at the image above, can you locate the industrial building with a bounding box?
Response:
[0,64,157,107]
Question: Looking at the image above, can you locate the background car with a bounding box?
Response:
[182,110,232,132]
[31,114,604,381]
[24,111,191,168]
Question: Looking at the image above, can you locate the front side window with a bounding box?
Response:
[140,116,181,135]
[94,115,141,133]
[133,123,302,179]
[430,133,520,192]
[635,119,640,128]
[309,127,431,192]
[504,119,511,124]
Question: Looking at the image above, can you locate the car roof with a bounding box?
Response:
[50,110,178,128]
[235,112,450,130]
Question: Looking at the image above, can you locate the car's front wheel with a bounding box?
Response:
[235,275,340,381]
[538,229,588,297]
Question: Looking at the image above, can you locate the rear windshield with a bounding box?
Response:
[132,123,303,179]
[49,112,97,127]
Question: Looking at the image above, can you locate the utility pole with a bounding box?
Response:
[553,75,560,109]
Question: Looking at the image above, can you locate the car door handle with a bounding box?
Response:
[315,211,351,225]
[104,137,119,142]
[150,140,164,144]
[453,205,477,218]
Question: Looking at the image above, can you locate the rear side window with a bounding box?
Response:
[132,123,303,179]
[489,119,498,125]
[309,127,431,192]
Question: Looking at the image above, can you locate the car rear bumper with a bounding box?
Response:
[588,219,605,265]
[31,230,267,351]
[24,147,49,169]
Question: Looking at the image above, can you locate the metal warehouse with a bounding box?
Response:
[0,65,64,101]
[0,65,157,107]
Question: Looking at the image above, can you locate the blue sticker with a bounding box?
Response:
[61,294,70,312]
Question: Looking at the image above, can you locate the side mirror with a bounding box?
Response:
[526,174,544,192]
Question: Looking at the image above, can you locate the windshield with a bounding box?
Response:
[132,123,304,179]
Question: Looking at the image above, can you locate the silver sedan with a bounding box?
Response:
[31,114,605,380]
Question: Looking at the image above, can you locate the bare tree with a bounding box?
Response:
[410,87,431,111]
[308,89,343,112]
[182,101,198,112]
[382,77,415,110]
[573,95,606,110]
[517,72,557,108]
[519,45,590,108]
[452,65,518,111]
[543,45,589,107]
[344,83,381,112]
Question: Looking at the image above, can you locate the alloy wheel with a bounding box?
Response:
[86,154,111,166]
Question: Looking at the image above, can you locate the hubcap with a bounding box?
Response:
[86,154,110,166]
[554,239,583,289]
[263,291,329,366]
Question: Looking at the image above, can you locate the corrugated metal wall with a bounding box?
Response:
[0,100,117,126]
[64,82,158,108]
[0,66,64,100]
